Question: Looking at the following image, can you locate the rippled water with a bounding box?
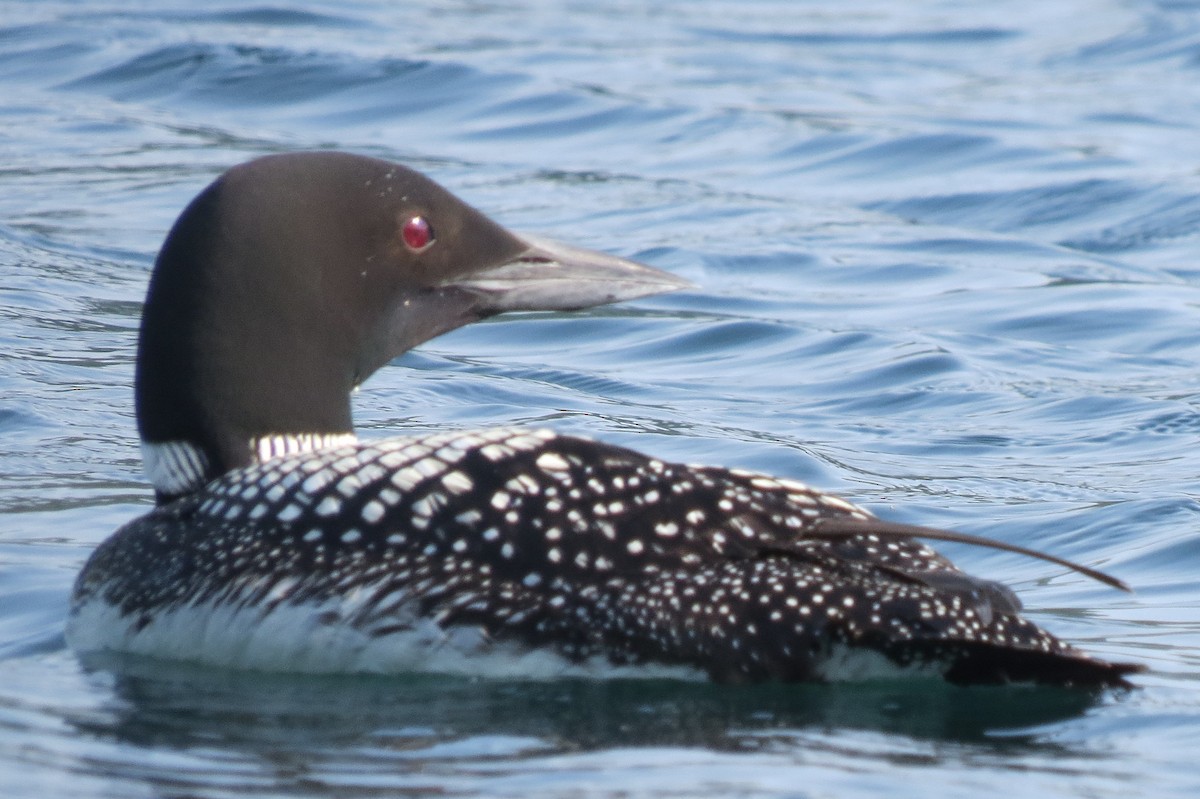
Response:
[3,1,1199,796]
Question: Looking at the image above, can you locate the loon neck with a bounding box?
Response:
[133,163,370,500]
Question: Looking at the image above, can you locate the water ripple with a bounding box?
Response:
[3,1,1200,796]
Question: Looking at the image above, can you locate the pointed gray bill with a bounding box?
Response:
[450,233,692,313]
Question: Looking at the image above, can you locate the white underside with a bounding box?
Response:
[66,596,708,681]
[66,595,943,682]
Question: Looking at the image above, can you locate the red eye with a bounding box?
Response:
[401,216,434,252]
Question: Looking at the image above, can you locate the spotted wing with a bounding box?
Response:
[75,428,1139,685]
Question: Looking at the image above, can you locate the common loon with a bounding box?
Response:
[68,151,1141,686]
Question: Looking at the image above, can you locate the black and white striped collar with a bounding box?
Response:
[141,432,359,500]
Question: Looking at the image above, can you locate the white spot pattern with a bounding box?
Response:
[74,427,1132,686]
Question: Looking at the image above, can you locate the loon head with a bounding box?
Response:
[135,152,689,501]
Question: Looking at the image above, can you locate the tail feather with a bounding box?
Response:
[934,641,1144,687]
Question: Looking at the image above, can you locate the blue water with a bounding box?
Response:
[2,0,1199,796]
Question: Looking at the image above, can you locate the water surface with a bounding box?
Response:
[2,1,1199,796]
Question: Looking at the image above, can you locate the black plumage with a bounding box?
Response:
[74,429,1139,685]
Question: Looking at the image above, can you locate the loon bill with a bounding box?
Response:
[67,152,1142,687]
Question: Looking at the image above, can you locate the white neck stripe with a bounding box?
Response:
[142,433,359,497]
[252,432,359,462]
[141,440,209,496]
